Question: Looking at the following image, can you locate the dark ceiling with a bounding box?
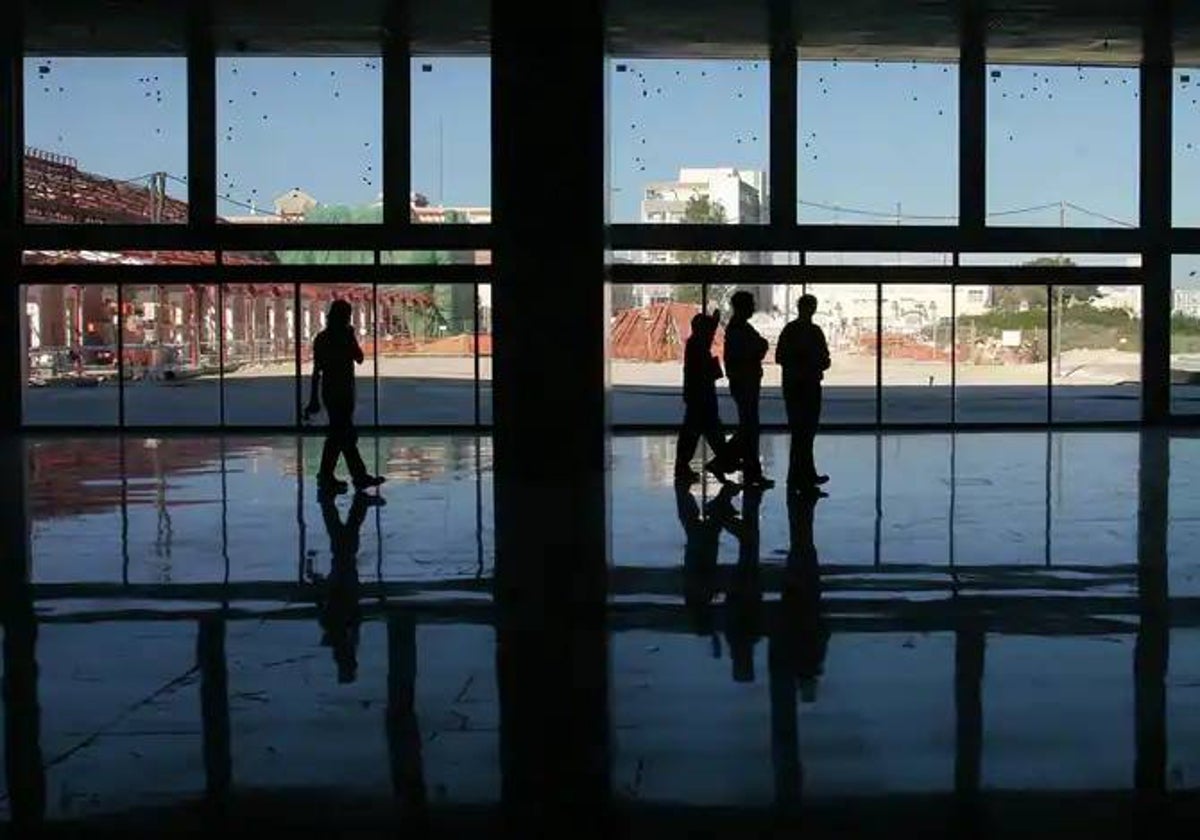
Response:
[16,1,1199,63]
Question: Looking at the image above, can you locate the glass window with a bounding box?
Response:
[1174,68,1200,227]
[221,282,297,426]
[987,65,1138,227]
[377,283,478,425]
[608,58,768,224]
[609,283,696,425]
[1051,284,1141,422]
[955,285,1049,424]
[122,285,220,425]
[880,432,951,564]
[411,57,492,221]
[22,284,120,426]
[798,58,957,225]
[23,57,188,223]
[1172,255,1200,414]
[881,284,952,423]
[216,56,381,222]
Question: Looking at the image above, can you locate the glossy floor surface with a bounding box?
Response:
[3,430,1200,836]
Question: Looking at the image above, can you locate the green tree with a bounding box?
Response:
[675,195,729,266]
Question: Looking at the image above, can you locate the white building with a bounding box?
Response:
[639,166,765,228]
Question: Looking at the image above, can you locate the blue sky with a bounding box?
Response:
[19,54,1200,284]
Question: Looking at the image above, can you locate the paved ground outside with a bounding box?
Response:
[22,352,1176,426]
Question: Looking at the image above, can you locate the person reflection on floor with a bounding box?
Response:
[677,480,741,649]
[779,488,829,702]
[303,299,385,496]
[713,486,765,683]
[314,491,385,683]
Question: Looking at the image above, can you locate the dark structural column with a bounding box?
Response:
[1,432,46,826]
[186,0,216,229]
[0,3,23,431]
[768,0,797,230]
[491,0,611,834]
[954,621,985,832]
[197,616,231,815]
[1135,430,1169,804]
[386,614,427,829]
[958,0,986,234]
[381,0,411,229]
[1140,0,1172,423]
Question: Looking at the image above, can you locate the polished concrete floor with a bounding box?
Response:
[3,430,1200,835]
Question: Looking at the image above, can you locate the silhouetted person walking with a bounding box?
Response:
[676,310,737,484]
[314,491,384,683]
[775,294,830,491]
[724,291,773,488]
[304,300,384,495]
[677,480,740,643]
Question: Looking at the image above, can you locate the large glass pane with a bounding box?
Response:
[610,283,696,425]
[881,284,952,423]
[122,284,220,425]
[955,285,1049,423]
[411,57,492,220]
[805,283,878,424]
[21,284,119,425]
[221,282,296,426]
[879,433,951,564]
[299,284,376,425]
[216,57,381,222]
[987,65,1138,227]
[1051,285,1141,422]
[798,58,957,224]
[479,283,492,425]
[23,57,188,223]
[608,58,768,224]
[1172,255,1200,414]
[1174,68,1200,227]
[377,283,477,425]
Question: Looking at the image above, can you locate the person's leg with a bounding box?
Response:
[328,403,369,482]
[741,381,763,481]
[675,413,701,477]
[318,417,343,485]
[784,386,803,489]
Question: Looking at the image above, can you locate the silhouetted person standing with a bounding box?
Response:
[713,486,765,682]
[304,300,384,495]
[780,489,828,702]
[775,294,830,491]
[724,291,773,488]
[315,491,384,683]
[676,310,736,484]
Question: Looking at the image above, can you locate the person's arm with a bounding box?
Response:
[351,330,365,365]
[774,323,791,366]
[817,326,831,371]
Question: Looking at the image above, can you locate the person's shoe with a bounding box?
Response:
[355,491,388,507]
[745,475,775,489]
[317,475,349,495]
[813,474,830,485]
[674,467,701,484]
[702,460,729,483]
[352,474,386,491]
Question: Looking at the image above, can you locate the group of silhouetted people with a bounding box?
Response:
[675,291,831,494]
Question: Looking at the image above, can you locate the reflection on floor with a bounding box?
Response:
[4,431,1200,834]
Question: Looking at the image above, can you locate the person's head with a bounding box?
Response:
[327,299,353,329]
[797,293,818,320]
[730,291,755,318]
